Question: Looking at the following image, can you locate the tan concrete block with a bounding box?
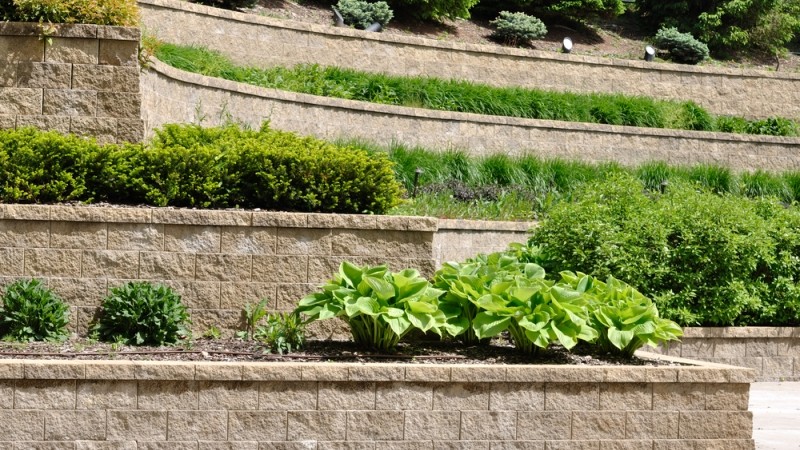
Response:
[652,383,705,410]
[0,36,44,63]
[252,255,308,283]
[275,283,315,310]
[678,411,753,439]
[23,361,84,380]
[164,225,220,253]
[258,381,317,410]
[542,441,599,450]
[72,64,139,91]
[349,364,405,381]
[490,383,544,410]
[137,381,198,410]
[108,224,164,250]
[49,275,107,307]
[376,382,433,410]
[597,441,654,450]
[779,338,800,357]
[96,91,140,118]
[347,411,405,440]
[76,380,137,409]
[45,37,98,63]
[24,249,81,277]
[167,410,227,441]
[116,118,144,143]
[516,411,572,440]
[406,365,451,382]
[318,381,376,410]
[75,441,137,450]
[220,227,276,254]
[490,443,546,450]
[99,39,139,66]
[0,114,15,128]
[376,216,437,232]
[198,443,258,450]
[599,383,652,410]
[134,362,195,380]
[544,383,599,410]
[307,214,377,230]
[713,340,747,358]
[746,339,778,357]
[316,442,375,450]
[374,442,433,450]
[506,367,605,383]
[680,339,717,358]
[451,366,506,382]
[330,230,432,258]
[139,252,195,280]
[705,383,749,410]
[404,410,460,440]
[82,250,139,278]
[3,205,49,220]
[15,62,71,89]
[189,309,240,336]
[304,316,351,340]
[97,26,140,40]
[0,381,13,408]
[0,360,24,379]
[229,411,288,441]
[50,222,106,249]
[137,443,198,450]
[69,117,117,143]
[433,383,490,410]
[84,361,136,380]
[0,220,49,247]
[15,380,76,409]
[690,439,756,450]
[460,411,516,440]
[16,115,71,133]
[153,210,251,227]
[252,212,307,228]
[45,410,106,440]
[197,381,258,409]
[0,247,24,276]
[762,356,795,380]
[195,363,243,381]
[677,368,729,383]
[276,228,332,255]
[728,357,763,372]
[242,364,302,383]
[220,282,277,310]
[42,89,97,116]
[0,87,43,114]
[107,411,168,440]
[196,254,252,281]
[0,410,44,440]
[572,411,626,439]
[166,280,220,309]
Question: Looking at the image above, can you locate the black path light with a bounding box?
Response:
[412,167,423,198]
[561,37,573,53]
[331,6,344,27]
[644,45,656,62]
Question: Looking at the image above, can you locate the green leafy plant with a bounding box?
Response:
[294,262,447,351]
[0,279,69,342]
[254,312,306,354]
[386,0,479,20]
[336,0,393,29]
[653,27,710,64]
[92,282,190,346]
[238,298,269,340]
[202,325,222,339]
[7,0,139,26]
[490,11,547,46]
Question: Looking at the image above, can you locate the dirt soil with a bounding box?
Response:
[246,0,800,73]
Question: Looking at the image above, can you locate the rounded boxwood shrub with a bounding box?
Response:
[490,11,548,46]
[336,0,393,30]
[653,27,710,65]
[0,279,69,342]
[92,282,190,346]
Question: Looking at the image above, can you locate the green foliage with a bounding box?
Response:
[745,117,799,136]
[653,27,710,64]
[294,262,447,351]
[239,298,269,340]
[0,279,69,342]
[0,124,403,214]
[92,282,190,346]
[490,11,547,46]
[476,0,623,21]
[387,0,480,20]
[254,312,306,354]
[191,0,258,10]
[5,0,138,26]
[529,173,800,326]
[336,0,393,29]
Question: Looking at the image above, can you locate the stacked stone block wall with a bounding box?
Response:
[0,22,143,143]
[0,359,755,448]
[652,327,800,382]
[142,60,800,172]
[139,0,800,121]
[434,219,532,265]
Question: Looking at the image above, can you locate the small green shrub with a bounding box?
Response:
[191,0,258,10]
[490,11,547,46]
[7,0,138,26]
[0,279,69,342]
[746,117,799,137]
[238,298,269,340]
[336,0,393,29]
[677,101,714,131]
[254,312,306,354]
[92,282,190,346]
[653,27,710,64]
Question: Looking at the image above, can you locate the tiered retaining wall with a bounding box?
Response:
[139,0,800,121]
[0,358,755,448]
[0,22,143,143]
[141,60,800,172]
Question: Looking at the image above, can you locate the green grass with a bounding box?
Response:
[155,43,800,138]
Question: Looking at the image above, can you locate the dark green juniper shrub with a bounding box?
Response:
[336,0,393,29]
[92,282,190,346]
[490,11,548,46]
[653,27,710,64]
[0,279,69,342]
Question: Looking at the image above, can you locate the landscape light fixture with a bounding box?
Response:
[561,37,573,54]
[365,22,382,32]
[331,6,344,27]
[412,167,424,198]
[644,45,655,62]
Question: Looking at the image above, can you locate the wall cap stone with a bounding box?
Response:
[682,326,800,338]
[437,219,536,232]
[0,22,140,40]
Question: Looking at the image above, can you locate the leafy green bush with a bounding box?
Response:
[336,0,393,29]
[191,0,258,11]
[746,117,799,137]
[653,27,710,64]
[490,11,547,46]
[92,282,190,346]
[254,312,306,354]
[5,0,138,26]
[0,279,69,342]
[294,262,447,351]
[387,0,479,20]
[529,173,800,326]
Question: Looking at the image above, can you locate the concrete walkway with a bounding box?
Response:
[750,382,800,449]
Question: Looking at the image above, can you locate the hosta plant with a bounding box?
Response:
[0,279,69,342]
[294,262,446,351]
[560,271,683,357]
[92,282,190,346]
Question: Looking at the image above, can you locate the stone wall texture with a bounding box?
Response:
[0,358,756,448]
[434,219,531,265]
[141,60,800,172]
[0,22,143,143]
[652,327,800,382]
[139,0,800,121]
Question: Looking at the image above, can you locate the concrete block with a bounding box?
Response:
[572,411,626,440]
[406,366,451,382]
[762,357,795,380]
[137,381,198,410]
[746,339,778,357]
[460,411,517,440]
[48,277,107,307]
[287,410,345,441]
[139,252,196,280]
[24,249,82,277]
[347,411,405,440]
[348,365,405,382]
[490,383,544,411]
[242,363,303,382]
[72,64,139,92]
[116,118,145,143]
[194,364,243,381]
[70,117,117,143]
[50,206,150,223]
[275,283,316,310]
[625,411,679,439]
[134,362,195,380]
[307,256,347,284]
[226,411,288,440]
[0,381,13,409]
[306,213,377,229]
[0,87,43,115]
[51,222,107,249]
[97,26,140,41]
[252,255,308,283]
[96,91,141,118]
[108,224,163,250]
[15,380,76,409]
[46,38,99,64]
[652,383,706,410]
[678,411,753,439]
[106,411,168,441]
[318,381,376,410]
[376,382,433,410]
[252,212,306,228]
[599,383,652,410]
[433,383,490,410]
[220,226,276,255]
[99,40,139,66]
[164,280,221,309]
[44,410,106,440]
[220,282,276,310]
[544,383,600,410]
[516,411,572,440]
[404,411,461,440]
[197,381,258,409]
[195,254,252,281]
[330,229,432,258]
[51,24,98,39]
[276,228,332,255]
[451,366,506,383]
[81,250,139,279]
[0,410,44,440]
[164,225,221,253]
[153,210,251,227]
[167,410,227,441]
[0,115,14,129]
[16,115,71,133]
[15,62,71,89]
[0,220,49,247]
[258,381,317,410]
[76,380,137,409]
[43,89,97,116]
[0,247,24,276]
[705,383,750,410]
[0,36,44,63]
[83,362,136,380]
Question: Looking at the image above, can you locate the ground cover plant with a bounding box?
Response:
[154,43,800,137]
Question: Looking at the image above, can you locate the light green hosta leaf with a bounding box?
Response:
[443,316,469,337]
[364,276,395,302]
[524,264,546,280]
[340,261,363,288]
[550,321,578,349]
[397,278,429,300]
[473,312,511,339]
[475,294,517,314]
[407,300,437,314]
[384,315,411,336]
[407,310,438,333]
[517,315,547,332]
[632,321,657,335]
[383,307,405,318]
[608,326,635,350]
[621,305,653,324]
[550,285,582,305]
[345,296,380,317]
[318,303,340,320]
[511,286,539,303]
[576,274,593,293]
[524,328,552,349]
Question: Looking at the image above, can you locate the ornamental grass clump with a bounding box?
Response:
[0,279,69,342]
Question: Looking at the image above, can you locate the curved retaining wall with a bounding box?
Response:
[142,60,800,171]
[0,357,755,448]
[139,0,800,121]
